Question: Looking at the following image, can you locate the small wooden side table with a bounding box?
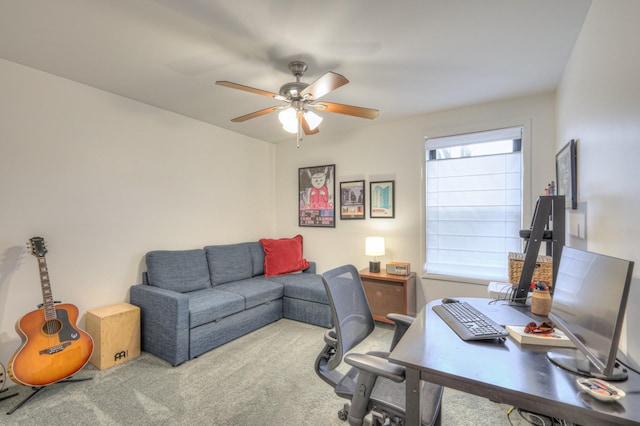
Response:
[358,268,416,324]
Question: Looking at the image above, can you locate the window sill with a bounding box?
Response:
[421,272,493,287]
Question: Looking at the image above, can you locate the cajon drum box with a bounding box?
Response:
[87,303,140,370]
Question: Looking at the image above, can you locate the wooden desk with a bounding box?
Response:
[389,298,640,426]
[358,269,416,324]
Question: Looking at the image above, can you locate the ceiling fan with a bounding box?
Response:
[216,61,379,147]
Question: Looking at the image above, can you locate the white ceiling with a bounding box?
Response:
[0,0,592,143]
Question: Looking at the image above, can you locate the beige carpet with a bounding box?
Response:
[0,319,526,425]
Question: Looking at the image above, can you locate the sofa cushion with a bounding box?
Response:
[247,242,265,276]
[205,243,254,286]
[266,273,329,305]
[259,235,311,277]
[187,288,246,328]
[216,278,284,310]
[146,249,211,293]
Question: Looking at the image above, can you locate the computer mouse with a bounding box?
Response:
[442,297,460,304]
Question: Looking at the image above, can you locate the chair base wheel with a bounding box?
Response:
[338,409,348,421]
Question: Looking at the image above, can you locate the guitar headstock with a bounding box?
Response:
[29,237,47,258]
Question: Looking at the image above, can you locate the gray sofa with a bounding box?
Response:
[130,241,332,366]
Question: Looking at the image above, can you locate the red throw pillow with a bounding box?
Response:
[259,235,311,277]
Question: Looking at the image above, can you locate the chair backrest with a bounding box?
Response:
[322,264,375,370]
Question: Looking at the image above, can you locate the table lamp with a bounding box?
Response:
[365,237,385,273]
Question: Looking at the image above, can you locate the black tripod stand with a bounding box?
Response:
[0,363,19,403]
[6,376,92,415]
[0,388,19,403]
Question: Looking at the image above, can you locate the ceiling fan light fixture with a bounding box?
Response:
[305,110,323,130]
[279,108,298,133]
[218,61,378,142]
[282,122,298,134]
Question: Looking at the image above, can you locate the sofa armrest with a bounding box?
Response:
[303,261,316,274]
[129,284,190,366]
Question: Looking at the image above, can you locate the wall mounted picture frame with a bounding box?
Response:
[340,180,365,220]
[556,139,577,209]
[299,164,335,227]
[370,180,395,218]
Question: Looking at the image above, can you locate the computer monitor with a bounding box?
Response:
[547,246,634,381]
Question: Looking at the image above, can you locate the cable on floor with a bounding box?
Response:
[506,406,575,426]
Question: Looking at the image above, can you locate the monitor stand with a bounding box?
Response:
[547,348,628,381]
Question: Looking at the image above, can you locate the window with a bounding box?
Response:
[425,127,523,281]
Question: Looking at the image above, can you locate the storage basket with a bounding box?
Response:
[508,252,553,286]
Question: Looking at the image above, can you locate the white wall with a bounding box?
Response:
[556,0,640,369]
[275,92,557,305]
[0,59,275,369]
[4,0,637,377]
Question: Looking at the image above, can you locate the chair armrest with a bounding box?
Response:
[387,313,415,352]
[129,284,190,366]
[387,313,415,326]
[344,353,405,383]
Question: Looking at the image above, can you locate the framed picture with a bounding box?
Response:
[340,180,365,220]
[370,180,395,218]
[299,164,335,227]
[556,139,577,209]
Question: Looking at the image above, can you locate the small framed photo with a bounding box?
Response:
[340,180,365,220]
[299,164,336,227]
[370,180,395,218]
[556,140,577,209]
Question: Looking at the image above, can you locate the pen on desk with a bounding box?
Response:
[592,380,618,395]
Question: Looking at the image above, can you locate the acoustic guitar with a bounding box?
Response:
[7,237,93,387]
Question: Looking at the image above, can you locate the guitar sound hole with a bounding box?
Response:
[42,319,63,335]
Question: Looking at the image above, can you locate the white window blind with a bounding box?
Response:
[425,127,523,281]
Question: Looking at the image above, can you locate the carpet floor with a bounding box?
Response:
[0,319,532,425]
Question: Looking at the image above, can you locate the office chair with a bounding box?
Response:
[315,264,443,426]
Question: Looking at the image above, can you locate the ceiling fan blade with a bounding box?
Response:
[300,72,349,101]
[313,102,379,120]
[298,111,319,135]
[231,106,281,122]
[216,81,284,100]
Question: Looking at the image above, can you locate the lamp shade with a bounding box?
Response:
[278,108,323,134]
[304,110,323,130]
[278,108,298,133]
[365,237,385,257]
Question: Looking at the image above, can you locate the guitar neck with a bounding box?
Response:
[37,257,57,321]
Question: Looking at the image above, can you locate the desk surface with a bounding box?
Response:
[389,298,640,426]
